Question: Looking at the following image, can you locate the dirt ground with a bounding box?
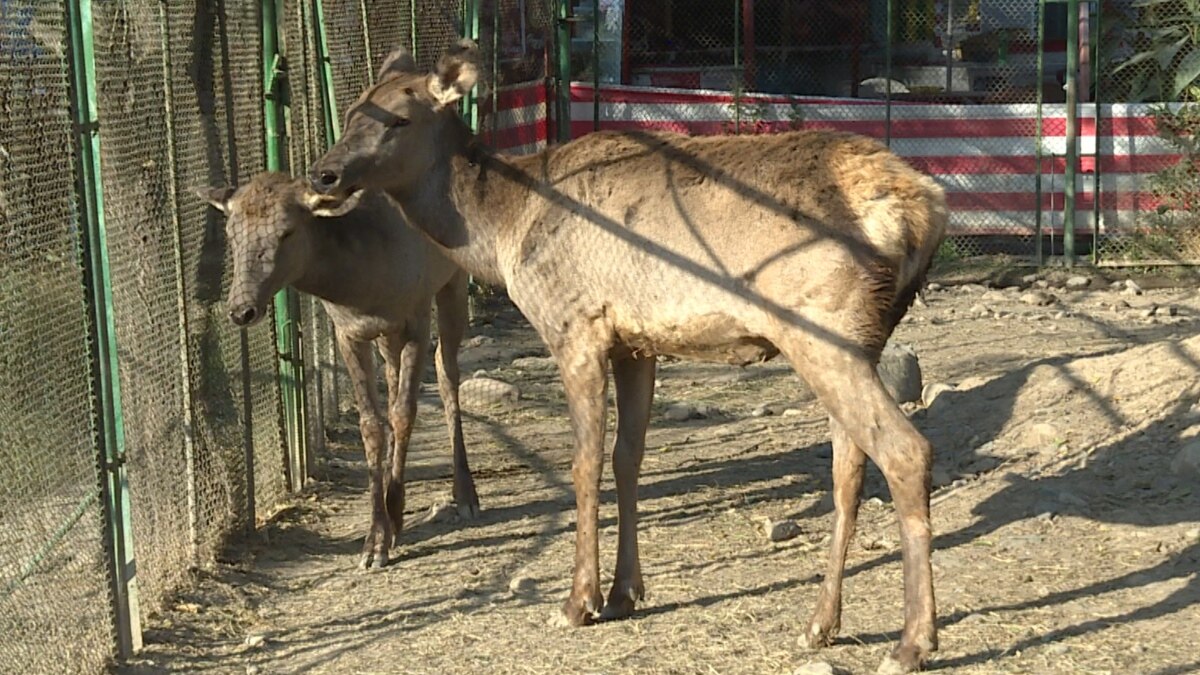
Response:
[120,265,1200,675]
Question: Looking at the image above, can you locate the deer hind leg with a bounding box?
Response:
[807,416,867,648]
[778,335,936,673]
[337,335,391,570]
[554,340,610,627]
[434,271,479,518]
[599,353,656,621]
[379,323,429,549]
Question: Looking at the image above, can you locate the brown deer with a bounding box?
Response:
[198,172,479,570]
[307,42,947,673]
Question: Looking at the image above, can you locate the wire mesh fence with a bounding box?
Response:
[0,2,116,671]
[569,0,1198,264]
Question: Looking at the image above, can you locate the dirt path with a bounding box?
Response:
[122,274,1200,675]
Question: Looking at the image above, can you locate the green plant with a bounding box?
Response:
[1110,0,1200,102]
[1105,104,1200,260]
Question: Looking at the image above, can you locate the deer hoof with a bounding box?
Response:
[455,500,481,520]
[806,620,840,649]
[876,644,928,674]
[358,551,389,571]
[560,595,600,627]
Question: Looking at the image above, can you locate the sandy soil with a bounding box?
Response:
[119,267,1200,675]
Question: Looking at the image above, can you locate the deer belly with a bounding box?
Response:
[618,313,779,366]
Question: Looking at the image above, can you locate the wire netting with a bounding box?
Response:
[0,1,117,671]
[323,0,374,123]
[415,0,463,71]
[91,0,196,611]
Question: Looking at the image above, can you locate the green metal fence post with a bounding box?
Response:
[555,0,572,143]
[465,0,481,133]
[734,0,741,134]
[64,0,143,657]
[313,0,341,145]
[1064,0,1080,267]
[884,0,893,147]
[1091,1,1102,264]
[1036,0,1046,266]
[264,0,308,493]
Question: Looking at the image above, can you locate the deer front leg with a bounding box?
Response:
[434,272,479,517]
[556,343,610,627]
[808,416,867,648]
[337,335,391,570]
[379,325,429,544]
[600,353,656,621]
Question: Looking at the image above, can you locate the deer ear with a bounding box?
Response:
[378,46,417,82]
[195,185,235,214]
[427,39,480,108]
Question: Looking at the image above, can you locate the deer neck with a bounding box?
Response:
[390,123,506,286]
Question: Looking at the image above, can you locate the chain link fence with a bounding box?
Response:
[0,2,115,670]
[569,0,1198,264]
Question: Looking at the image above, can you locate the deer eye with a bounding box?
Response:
[390,117,410,129]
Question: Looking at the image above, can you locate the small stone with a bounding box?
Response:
[664,403,698,422]
[1034,279,1050,289]
[1051,311,1067,320]
[1022,422,1061,448]
[511,355,556,371]
[245,634,266,649]
[1171,439,1200,480]
[793,661,835,675]
[865,497,885,508]
[464,334,495,348]
[1065,275,1090,289]
[247,667,261,675]
[1037,511,1056,523]
[982,290,1007,302]
[1183,527,1200,545]
[1125,279,1143,294]
[922,382,955,408]
[751,404,775,418]
[961,283,987,294]
[781,408,805,417]
[695,403,723,419]
[1020,290,1056,306]
[460,377,521,410]
[968,303,991,317]
[1046,643,1070,655]
[877,342,923,404]
[1022,273,1040,285]
[926,282,943,292]
[509,574,536,595]
[471,369,489,379]
[760,517,802,542]
[427,500,461,524]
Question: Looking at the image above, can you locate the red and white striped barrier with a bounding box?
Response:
[567,83,1189,237]
[480,81,550,156]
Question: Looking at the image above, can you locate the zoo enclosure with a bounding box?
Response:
[0,0,549,671]
[0,0,1195,672]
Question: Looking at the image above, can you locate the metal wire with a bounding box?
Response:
[0,1,116,670]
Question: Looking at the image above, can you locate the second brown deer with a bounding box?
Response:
[200,172,479,570]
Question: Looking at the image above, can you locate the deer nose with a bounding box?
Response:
[310,169,340,194]
[229,305,259,326]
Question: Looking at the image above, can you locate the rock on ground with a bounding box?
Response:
[792,661,835,675]
[1020,290,1057,306]
[1171,439,1200,480]
[759,517,801,542]
[460,377,521,410]
[877,342,923,404]
[664,403,698,422]
[511,355,556,370]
